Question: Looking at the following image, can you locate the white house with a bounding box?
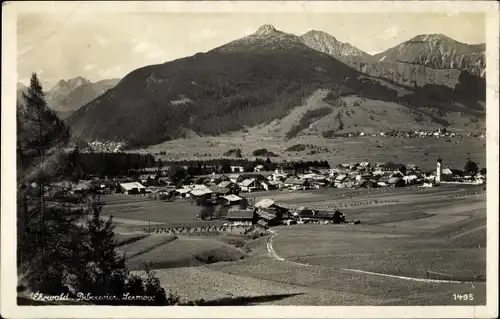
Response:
[120,182,147,195]
[230,166,244,173]
[239,178,260,192]
[254,165,265,172]
[222,194,243,205]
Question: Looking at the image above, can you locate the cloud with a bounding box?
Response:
[146,49,167,60]
[188,28,219,42]
[130,39,166,61]
[379,26,399,41]
[97,65,122,79]
[96,35,109,47]
[84,64,95,71]
[133,41,151,54]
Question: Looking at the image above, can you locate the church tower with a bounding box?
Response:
[436,157,442,184]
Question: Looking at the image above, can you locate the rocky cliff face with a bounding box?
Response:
[374,34,485,77]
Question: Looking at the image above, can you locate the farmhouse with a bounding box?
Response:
[254,164,265,172]
[239,178,261,192]
[254,198,276,209]
[211,187,232,196]
[261,180,279,191]
[228,174,241,183]
[217,180,237,189]
[189,185,214,199]
[221,194,243,206]
[381,162,407,175]
[225,209,255,226]
[357,178,376,188]
[230,166,244,173]
[283,178,309,190]
[256,208,281,228]
[119,182,147,195]
[174,187,191,198]
[387,177,405,188]
[441,168,454,182]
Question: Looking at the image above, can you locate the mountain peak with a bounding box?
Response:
[254,24,279,36]
[67,76,91,87]
[410,33,454,43]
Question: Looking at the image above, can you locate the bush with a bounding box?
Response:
[252,148,278,157]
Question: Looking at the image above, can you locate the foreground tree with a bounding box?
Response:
[464,159,479,175]
[17,73,178,305]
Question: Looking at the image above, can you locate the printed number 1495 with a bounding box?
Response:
[453,294,474,301]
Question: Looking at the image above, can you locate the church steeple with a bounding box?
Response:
[436,157,442,184]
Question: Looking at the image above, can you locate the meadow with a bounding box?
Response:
[103,184,487,305]
[143,134,485,172]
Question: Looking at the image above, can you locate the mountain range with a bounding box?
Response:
[17,77,120,119]
[51,25,486,146]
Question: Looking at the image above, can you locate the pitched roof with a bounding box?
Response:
[257,220,268,227]
[190,188,213,196]
[240,178,256,187]
[222,194,243,202]
[283,178,305,185]
[387,177,403,184]
[255,198,275,209]
[442,168,453,175]
[334,174,347,181]
[120,182,146,191]
[217,181,232,188]
[357,178,368,185]
[212,187,231,194]
[257,209,276,220]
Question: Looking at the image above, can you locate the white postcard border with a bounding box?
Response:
[1,1,498,318]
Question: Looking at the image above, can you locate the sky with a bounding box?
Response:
[17,11,485,89]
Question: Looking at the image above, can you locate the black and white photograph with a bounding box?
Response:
[1,1,498,318]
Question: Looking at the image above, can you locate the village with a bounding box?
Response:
[54,156,486,233]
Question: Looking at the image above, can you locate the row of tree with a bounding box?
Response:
[64,149,156,180]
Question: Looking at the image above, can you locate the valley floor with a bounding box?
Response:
[106,184,487,306]
[138,134,485,172]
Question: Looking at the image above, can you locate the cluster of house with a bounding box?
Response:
[221,198,348,229]
[334,128,460,138]
[61,158,485,197]
[83,141,125,153]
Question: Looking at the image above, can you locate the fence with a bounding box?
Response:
[284,199,402,210]
[446,191,486,199]
[143,224,251,235]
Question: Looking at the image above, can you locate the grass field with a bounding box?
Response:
[102,195,224,230]
[141,134,485,172]
[104,184,487,305]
